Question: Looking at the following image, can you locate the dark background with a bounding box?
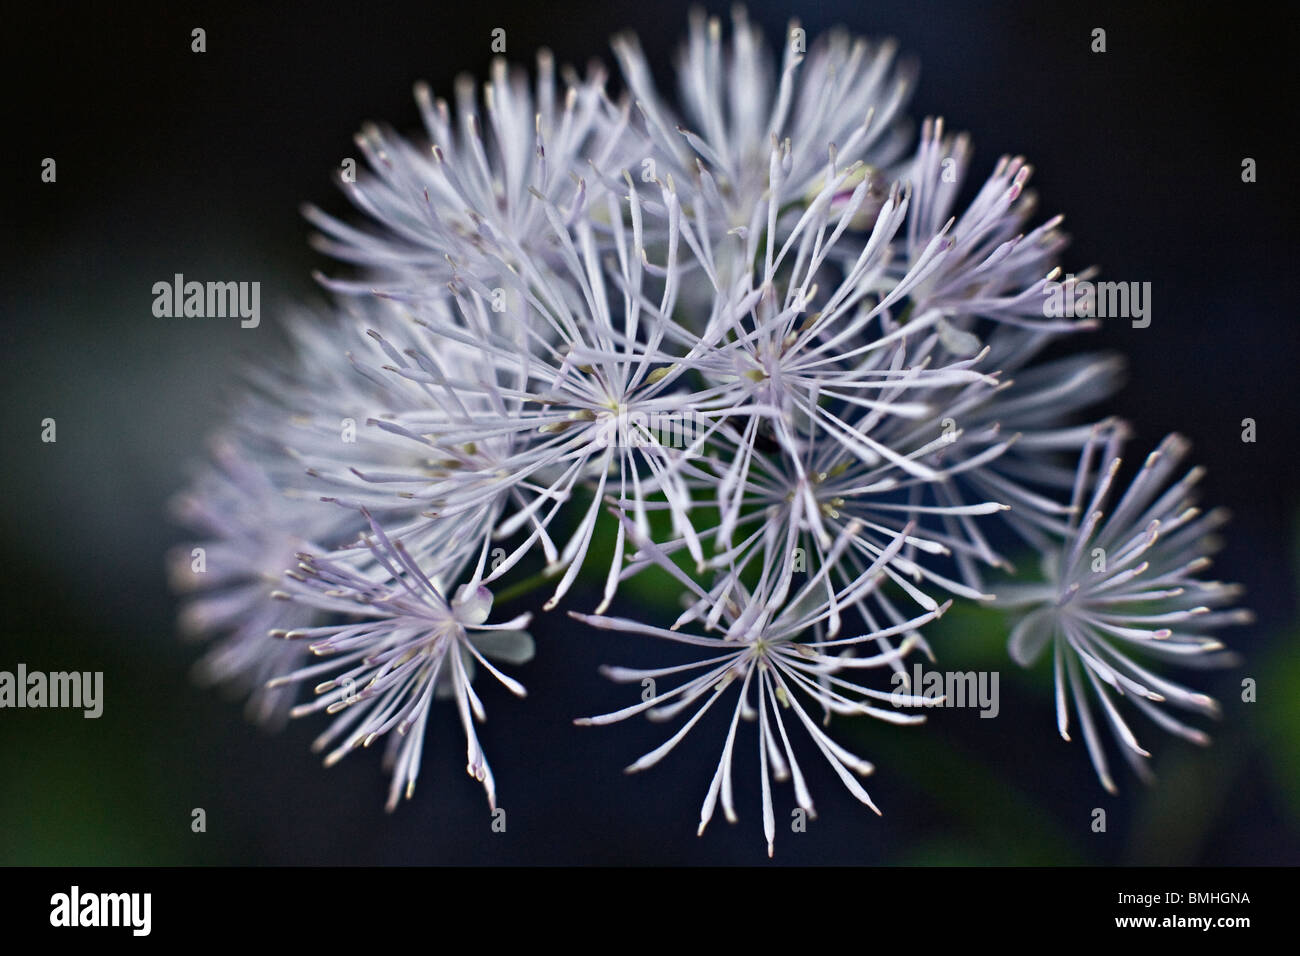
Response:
[1,0,1296,865]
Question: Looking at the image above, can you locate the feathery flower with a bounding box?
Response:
[613,8,915,238]
[305,51,637,301]
[318,175,736,616]
[995,427,1249,791]
[168,9,1249,851]
[272,512,533,811]
[578,516,946,855]
[170,432,353,726]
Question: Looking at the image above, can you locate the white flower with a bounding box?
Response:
[271,512,533,811]
[996,427,1250,791]
[305,52,636,301]
[576,518,945,856]
[170,430,356,726]
[614,8,915,236]
[168,11,1250,850]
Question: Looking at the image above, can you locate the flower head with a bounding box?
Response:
[577,516,946,855]
[614,8,915,234]
[272,512,533,811]
[306,51,636,301]
[168,10,1250,852]
[170,431,353,726]
[996,427,1249,791]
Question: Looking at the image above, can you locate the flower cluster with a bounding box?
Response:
[170,10,1247,854]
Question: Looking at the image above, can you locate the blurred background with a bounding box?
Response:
[2,0,1296,865]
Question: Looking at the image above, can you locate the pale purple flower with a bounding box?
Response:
[167,10,1250,849]
[305,51,637,301]
[576,517,945,856]
[170,432,354,726]
[613,8,915,237]
[271,512,533,811]
[995,427,1250,791]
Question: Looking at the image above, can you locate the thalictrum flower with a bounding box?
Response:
[170,432,354,726]
[613,7,915,244]
[577,516,946,855]
[305,51,637,302]
[168,11,1249,850]
[995,427,1250,791]
[272,512,533,811]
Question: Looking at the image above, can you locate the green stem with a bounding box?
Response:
[492,568,558,605]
